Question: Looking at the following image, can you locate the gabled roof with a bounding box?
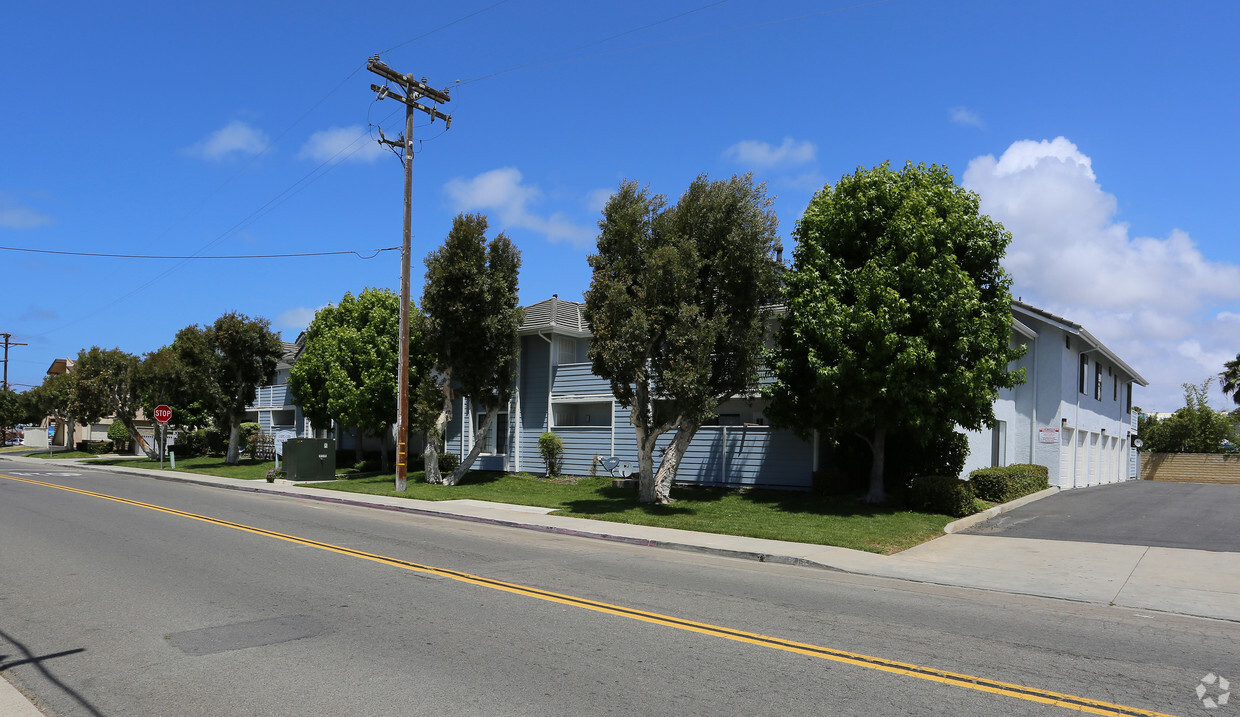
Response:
[1012,300,1148,386]
[520,295,589,336]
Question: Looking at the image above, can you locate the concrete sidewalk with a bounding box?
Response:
[6,455,1239,626]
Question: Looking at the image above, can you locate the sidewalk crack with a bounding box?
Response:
[1110,545,1150,605]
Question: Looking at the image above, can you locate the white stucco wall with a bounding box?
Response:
[962,310,1141,489]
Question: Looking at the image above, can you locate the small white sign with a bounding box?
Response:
[1039,428,1060,444]
[274,430,296,456]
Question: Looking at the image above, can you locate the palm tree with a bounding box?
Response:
[1222,354,1240,406]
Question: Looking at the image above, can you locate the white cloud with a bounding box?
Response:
[298,126,386,164]
[275,306,320,331]
[586,188,614,213]
[445,168,594,247]
[963,136,1240,410]
[0,197,51,229]
[183,120,271,161]
[724,137,817,169]
[950,106,984,128]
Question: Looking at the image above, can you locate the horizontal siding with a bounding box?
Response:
[252,384,291,408]
[552,363,610,396]
[553,427,614,475]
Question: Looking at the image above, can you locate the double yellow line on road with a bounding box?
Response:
[1,473,1179,717]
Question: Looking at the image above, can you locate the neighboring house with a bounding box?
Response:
[440,296,816,489]
[960,301,1148,488]
[245,333,310,437]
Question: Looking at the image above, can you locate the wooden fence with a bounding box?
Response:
[1140,453,1240,484]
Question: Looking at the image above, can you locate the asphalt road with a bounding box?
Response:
[963,480,1240,551]
[1,458,1235,716]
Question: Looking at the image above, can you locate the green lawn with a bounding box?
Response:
[28,450,99,459]
[311,471,953,554]
[93,455,287,481]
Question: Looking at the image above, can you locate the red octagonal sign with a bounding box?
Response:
[154,405,172,424]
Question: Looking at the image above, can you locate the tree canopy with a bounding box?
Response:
[67,346,156,457]
[584,174,781,504]
[1140,380,1237,454]
[420,213,523,486]
[288,288,432,474]
[176,312,283,465]
[768,161,1024,502]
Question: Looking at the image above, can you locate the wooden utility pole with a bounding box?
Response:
[366,57,452,492]
[1,333,28,391]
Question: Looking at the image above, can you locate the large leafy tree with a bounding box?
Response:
[66,346,157,457]
[769,161,1024,503]
[584,175,781,504]
[176,312,283,465]
[137,344,213,458]
[21,372,73,429]
[421,213,522,486]
[1221,354,1240,407]
[288,288,432,477]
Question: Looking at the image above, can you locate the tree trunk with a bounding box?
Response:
[446,404,499,486]
[632,380,676,505]
[653,418,700,504]
[225,414,242,465]
[120,415,157,459]
[635,423,659,504]
[862,426,888,503]
[354,428,364,464]
[423,380,453,485]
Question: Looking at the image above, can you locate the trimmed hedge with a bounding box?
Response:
[81,440,113,455]
[908,474,979,517]
[968,464,1049,504]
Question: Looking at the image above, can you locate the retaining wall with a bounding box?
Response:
[1140,453,1240,484]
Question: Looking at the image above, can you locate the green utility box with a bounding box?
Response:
[282,438,336,481]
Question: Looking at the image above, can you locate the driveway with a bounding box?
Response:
[962,480,1240,552]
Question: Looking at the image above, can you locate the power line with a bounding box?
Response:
[0,246,398,260]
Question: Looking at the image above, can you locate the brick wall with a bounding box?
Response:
[1141,453,1240,484]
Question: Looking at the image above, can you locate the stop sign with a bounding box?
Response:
[154,405,172,424]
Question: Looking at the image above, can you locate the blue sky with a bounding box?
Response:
[3,0,1237,411]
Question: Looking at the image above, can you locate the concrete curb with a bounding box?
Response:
[942,486,1060,534]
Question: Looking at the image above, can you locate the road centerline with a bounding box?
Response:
[0,472,1179,717]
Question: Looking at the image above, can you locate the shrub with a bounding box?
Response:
[437,452,459,474]
[538,432,564,476]
[968,464,1050,504]
[83,440,113,455]
[203,426,228,455]
[175,430,208,458]
[106,422,130,452]
[241,422,262,459]
[907,474,978,517]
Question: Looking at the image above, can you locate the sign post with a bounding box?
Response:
[47,423,55,457]
[154,405,171,469]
